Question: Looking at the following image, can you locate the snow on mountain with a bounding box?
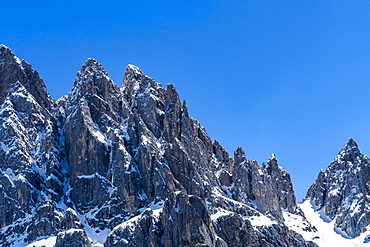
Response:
[299,200,370,247]
[305,138,370,239]
[2,44,369,246]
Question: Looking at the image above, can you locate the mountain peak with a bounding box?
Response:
[269,153,277,161]
[78,58,107,76]
[337,138,360,161]
[0,44,11,55]
[306,138,370,238]
[123,64,145,87]
[69,58,117,103]
[126,64,143,74]
[122,64,161,103]
[345,138,357,148]
[0,45,54,110]
[0,44,21,65]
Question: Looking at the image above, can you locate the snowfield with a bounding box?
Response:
[24,236,57,247]
[293,200,370,247]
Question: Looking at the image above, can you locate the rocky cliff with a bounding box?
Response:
[0,45,319,246]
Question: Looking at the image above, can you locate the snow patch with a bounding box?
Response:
[211,208,232,221]
[25,236,57,247]
[299,200,370,246]
[244,214,274,227]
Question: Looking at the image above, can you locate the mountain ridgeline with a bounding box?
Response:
[0,45,368,246]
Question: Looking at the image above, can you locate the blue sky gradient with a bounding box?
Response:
[2,1,370,199]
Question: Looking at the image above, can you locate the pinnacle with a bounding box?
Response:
[84,57,98,65]
[0,44,16,61]
[335,138,361,162]
[78,58,106,75]
[234,147,247,164]
[69,58,119,105]
[346,138,358,148]
[126,64,144,75]
[123,64,145,86]
[0,44,11,53]
[267,153,278,169]
[341,138,360,154]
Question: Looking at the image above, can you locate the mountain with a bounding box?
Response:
[304,138,370,242]
[0,44,341,246]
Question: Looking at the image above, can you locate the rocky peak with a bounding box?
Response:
[234,146,247,165]
[0,45,54,111]
[306,138,370,237]
[346,137,358,148]
[80,58,104,72]
[69,58,120,105]
[265,154,302,215]
[0,45,21,66]
[76,58,110,83]
[123,64,145,94]
[122,64,163,106]
[0,44,16,62]
[266,153,278,172]
[334,138,361,163]
[124,64,145,83]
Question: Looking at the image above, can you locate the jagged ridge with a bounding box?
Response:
[0,45,319,246]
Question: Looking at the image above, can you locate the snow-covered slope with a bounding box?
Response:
[299,200,370,247]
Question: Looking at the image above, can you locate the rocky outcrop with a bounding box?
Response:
[0,45,315,246]
[306,138,370,238]
[0,45,54,111]
[230,149,302,221]
[54,229,92,247]
[266,154,304,216]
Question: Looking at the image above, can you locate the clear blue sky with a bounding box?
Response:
[2,1,370,200]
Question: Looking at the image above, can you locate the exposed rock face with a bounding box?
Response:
[0,45,67,245]
[266,154,304,216]
[230,150,303,221]
[306,138,370,238]
[0,45,54,110]
[54,229,92,247]
[0,45,316,246]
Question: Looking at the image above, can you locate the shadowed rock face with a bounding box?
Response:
[306,138,370,238]
[0,45,317,246]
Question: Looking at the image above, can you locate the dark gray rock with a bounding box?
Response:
[213,213,257,246]
[55,229,93,247]
[255,224,317,247]
[106,191,221,247]
[104,209,162,247]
